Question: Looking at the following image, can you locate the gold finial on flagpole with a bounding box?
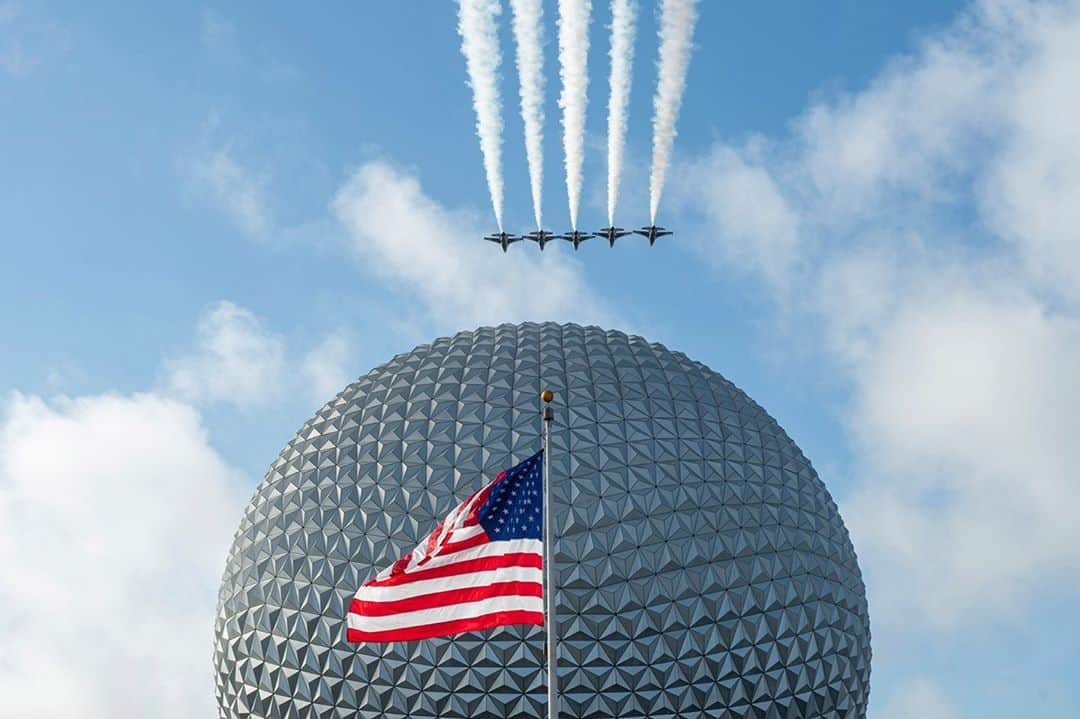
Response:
[541,389,554,403]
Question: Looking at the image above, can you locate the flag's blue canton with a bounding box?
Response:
[478,450,544,541]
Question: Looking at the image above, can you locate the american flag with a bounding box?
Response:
[347,450,545,643]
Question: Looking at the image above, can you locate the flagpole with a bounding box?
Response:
[540,388,557,719]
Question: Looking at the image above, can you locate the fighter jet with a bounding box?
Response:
[558,229,596,251]
[525,229,558,251]
[634,225,673,246]
[595,226,632,247]
[484,231,524,252]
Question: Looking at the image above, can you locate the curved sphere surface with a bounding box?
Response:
[214,323,870,718]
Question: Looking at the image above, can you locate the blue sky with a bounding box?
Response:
[3,1,1079,716]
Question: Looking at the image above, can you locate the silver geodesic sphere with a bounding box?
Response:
[214,323,871,718]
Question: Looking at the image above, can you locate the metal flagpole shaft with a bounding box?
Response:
[540,389,557,719]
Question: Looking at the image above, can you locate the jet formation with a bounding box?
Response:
[483,225,672,252]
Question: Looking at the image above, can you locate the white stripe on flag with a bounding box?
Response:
[356,565,543,603]
[369,538,543,581]
[347,594,544,633]
[445,524,486,543]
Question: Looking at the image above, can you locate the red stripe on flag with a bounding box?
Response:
[350,580,543,617]
[346,609,544,643]
[364,552,543,588]
[431,532,489,557]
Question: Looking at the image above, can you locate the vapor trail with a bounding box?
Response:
[649,0,698,223]
[457,0,505,231]
[605,0,637,226]
[509,0,546,230]
[557,0,592,230]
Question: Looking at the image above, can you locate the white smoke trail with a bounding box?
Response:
[606,0,637,226]
[649,0,698,223]
[557,0,592,230]
[509,0,546,230]
[457,0,505,231]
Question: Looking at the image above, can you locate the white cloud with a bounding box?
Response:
[163,300,286,408]
[163,301,362,411]
[679,142,802,288]
[873,678,960,719]
[0,300,358,716]
[0,391,244,718]
[843,278,1080,625]
[674,0,1080,629]
[301,331,354,405]
[189,145,272,238]
[677,0,1080,301]
[332,161,614,330]
[978,1,1080,300]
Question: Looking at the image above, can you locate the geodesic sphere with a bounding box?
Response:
[214,323,871,718]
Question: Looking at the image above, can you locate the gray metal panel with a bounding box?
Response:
[214,322,871,718]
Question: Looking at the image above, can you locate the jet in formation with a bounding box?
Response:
[525,229,558,250]
[484,224,673,250]
[634,225,673,245]
[595,226,632,247]
[559,230,596,250]
[483,231,524,252]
